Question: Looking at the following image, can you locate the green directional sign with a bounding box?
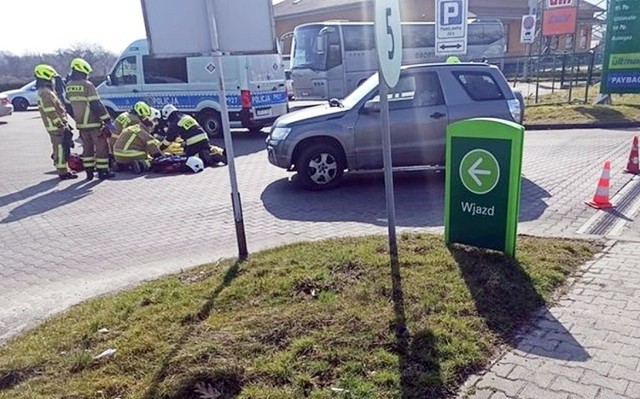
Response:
[601,0,640,94]
[445,118,524,257]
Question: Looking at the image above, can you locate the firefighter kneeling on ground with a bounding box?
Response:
[113,106,163,174]
[111,101,153,147]
[159,104,227,167]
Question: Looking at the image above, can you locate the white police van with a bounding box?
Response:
[97,39,288,136]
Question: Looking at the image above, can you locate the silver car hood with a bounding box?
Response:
[275,104,348,127]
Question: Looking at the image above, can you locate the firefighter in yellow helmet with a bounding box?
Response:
[34,64,78,181]
[113,107,163,174]
[66,58,116,180]
[111,101,154,146]
[446,56,461,63]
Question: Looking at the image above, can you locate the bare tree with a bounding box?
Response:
[0,43,117,92]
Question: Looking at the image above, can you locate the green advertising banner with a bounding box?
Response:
[444,118,524,257]
[601,0,640,94]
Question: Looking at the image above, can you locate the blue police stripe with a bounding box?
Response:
[105,91,288,111]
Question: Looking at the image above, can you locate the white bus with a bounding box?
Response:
[289,20,506,101]
[98,39,288,136]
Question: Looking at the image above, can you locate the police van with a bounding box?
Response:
[97,39,288,137]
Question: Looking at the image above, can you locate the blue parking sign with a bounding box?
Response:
[435,0,468,56]
[440,0,462,26]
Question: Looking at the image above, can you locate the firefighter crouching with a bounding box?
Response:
[113,107,163,174]
[34,64,78,181]
[159,104,226,167]
[66,58,116,181]
[111,101,153,147]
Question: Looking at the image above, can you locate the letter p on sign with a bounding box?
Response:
[442,1,462,25]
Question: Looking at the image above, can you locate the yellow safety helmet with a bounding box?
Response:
[34,64,58,81]
[446,56,461,64]
[133,101,152,118]
[70,58,93,75]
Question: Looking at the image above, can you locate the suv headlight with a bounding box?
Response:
[508,99,523,124]
[270,127,291,140]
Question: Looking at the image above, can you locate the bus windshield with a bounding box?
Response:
[291,25,326,71]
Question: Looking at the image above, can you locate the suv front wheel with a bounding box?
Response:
[295,144,345,190]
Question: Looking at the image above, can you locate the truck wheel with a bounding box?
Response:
[198,109,222,138]
[295,143,345,190]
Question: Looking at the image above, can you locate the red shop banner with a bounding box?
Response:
[542,7,578,36]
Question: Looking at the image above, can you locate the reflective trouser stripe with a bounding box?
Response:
[83,156,96,168]
[55,144,66,170]
[96,158,110,170]
[185,133,208,146]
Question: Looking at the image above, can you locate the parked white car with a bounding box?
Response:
[1,81,38,111]
[0,94,14,118]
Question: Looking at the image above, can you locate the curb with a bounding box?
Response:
[525,121,640,130]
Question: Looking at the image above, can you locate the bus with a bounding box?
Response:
[289,20,506,101]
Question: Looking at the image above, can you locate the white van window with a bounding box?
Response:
[112,56,137,85]
[142,56,188,84]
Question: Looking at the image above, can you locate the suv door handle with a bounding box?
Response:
[132,89,139,93]
[430,112,445,119]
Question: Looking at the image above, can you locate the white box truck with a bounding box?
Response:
[97,39,288,136]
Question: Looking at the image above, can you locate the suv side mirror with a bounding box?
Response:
[361,100,381,114]
[106,75,112,86]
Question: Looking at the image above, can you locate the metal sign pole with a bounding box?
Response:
[379,79,399,262]
[206,0,248,260]
[212,54,248,260]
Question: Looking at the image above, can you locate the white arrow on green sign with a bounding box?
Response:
[459,149,501,195]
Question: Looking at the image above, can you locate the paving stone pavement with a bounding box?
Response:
[1,113,639,397]
[461,241,640,399]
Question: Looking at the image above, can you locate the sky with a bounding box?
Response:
[1,0,286,56]
[1,0,602,56]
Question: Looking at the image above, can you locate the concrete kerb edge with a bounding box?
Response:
[456,238,618,398]
[525,121,640,131]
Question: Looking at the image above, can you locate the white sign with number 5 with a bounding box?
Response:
[375,0,403,88]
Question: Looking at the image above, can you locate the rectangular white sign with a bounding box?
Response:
[520,15,537,44]
[547,0,575,8]
[435,0,468,56]
[141,0,277,57]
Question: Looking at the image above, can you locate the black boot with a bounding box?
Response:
[98,169,116,180]
[132,161,142,175]
[59,172,78,181]
[85,167,95,181]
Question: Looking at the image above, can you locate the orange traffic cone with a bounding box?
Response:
[586,161,615,209]
[624,136,639,174]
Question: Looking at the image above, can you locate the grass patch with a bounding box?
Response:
[0,234,601,399]
[524,84,640,125]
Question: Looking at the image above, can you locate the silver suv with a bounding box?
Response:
[266,63,523,190]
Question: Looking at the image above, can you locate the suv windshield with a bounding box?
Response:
[291,25,326,71]
[342,73,379,109]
